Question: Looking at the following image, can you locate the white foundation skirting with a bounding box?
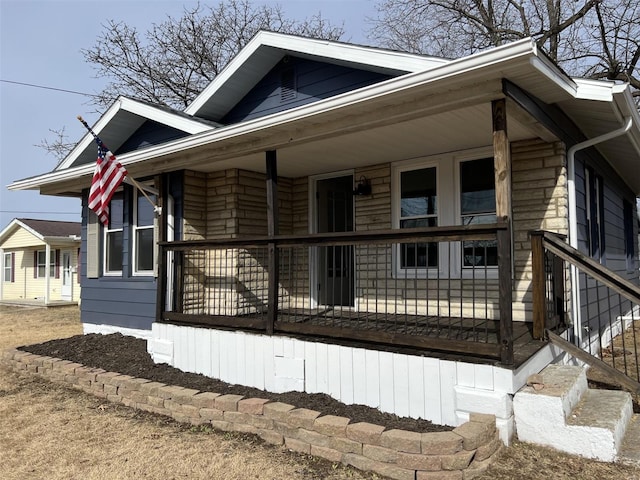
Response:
[146,322,563,444]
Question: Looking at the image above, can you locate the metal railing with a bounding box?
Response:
[531,231,640,392]
[159,221,514,363]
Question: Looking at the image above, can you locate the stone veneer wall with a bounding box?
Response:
[3,348,502,480]
[511,139,568,322]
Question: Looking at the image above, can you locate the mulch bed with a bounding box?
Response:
[20,333,452,433]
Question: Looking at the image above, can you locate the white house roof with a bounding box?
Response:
[56,96,219,171]
[184,30,450,121]
[8,35,640,195]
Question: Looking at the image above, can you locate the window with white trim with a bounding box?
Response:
[104,192,124,275]
[460,157,497,267]
[399,166,438,268]
[3,252,13,282]
[392,148,496,277]
[36,250,55,278]
[133,189,156,274]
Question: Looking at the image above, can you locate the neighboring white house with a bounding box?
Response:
[0,218,81,304]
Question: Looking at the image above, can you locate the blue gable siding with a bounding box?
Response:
[221,56,394,124]
[116,120,190,155]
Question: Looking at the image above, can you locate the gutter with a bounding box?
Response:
[9,38,544,193]
[566,115,633,343]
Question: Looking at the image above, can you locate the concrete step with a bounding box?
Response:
[565,389,633,460]
[514,365,634,462]
[618,414,640,466]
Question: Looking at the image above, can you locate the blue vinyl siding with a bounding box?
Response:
[221,56,393,124]
[574,152,639,333]
[116,121,190,155]
[79,171,184,331]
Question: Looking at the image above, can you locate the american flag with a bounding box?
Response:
[88,138,127,226]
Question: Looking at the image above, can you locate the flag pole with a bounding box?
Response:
[77,116,161,214]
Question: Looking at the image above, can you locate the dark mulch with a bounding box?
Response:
[20,333,451,433]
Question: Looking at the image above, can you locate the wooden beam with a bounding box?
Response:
[492,98,512,219]
[530,231,546,340]
[155,174,167,322]
[497,221,514,365]
[266,150,279,335]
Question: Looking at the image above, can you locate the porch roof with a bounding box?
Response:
[8,36,640,196]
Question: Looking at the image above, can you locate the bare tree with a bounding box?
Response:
[34,127,76,166]
[82,0,345,110]
[369,0,639,98]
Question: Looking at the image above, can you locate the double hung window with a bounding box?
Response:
[104,192,124,274]
[460,158,497,267]
[133,190,156,274]
[36,250,55,278]
[393,149,497,277]
[399,167,438,268]
[3,253,13,282]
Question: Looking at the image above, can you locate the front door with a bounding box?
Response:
[61,251,72,300]
[316,175,354,307]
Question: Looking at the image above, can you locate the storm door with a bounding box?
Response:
[316,175,354,307]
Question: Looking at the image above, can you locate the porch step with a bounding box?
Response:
[618,414,640,466]
[513,364,633,462]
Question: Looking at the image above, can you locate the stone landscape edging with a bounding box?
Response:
[2,348,502,480]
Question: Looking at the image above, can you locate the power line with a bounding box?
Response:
[0,79,100,98]
[0,210,79,215]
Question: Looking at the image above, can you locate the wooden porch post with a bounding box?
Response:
[266,150,279,335]
[530,231,546,340]
[493,99,514,365]
[155,174,167,323]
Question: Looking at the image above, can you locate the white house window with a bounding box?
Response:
[399,166,438,268]
[460,157,497,267]
[133,190,156,274]
[104,192,124,275]
[3,252,13,282]
[392,147,496,278]
[36,250,55,278]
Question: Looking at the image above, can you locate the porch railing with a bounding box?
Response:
[531,231,640,393]
[158,221,514,364]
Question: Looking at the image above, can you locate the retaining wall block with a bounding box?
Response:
[237,397,270,415]
[214,394,244,412]
[421,431,464,455]
[453,422,495,451]
[313,415,350,437]
[346,422,385,445]
[287,408,322,429]
[380,429,422,453]
[263,402,295,422]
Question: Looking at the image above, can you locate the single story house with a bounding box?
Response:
[8,31,640,442]
[0,218,81,304]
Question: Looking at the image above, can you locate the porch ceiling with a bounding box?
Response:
[146,102,537,179]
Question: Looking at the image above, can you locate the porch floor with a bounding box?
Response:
[276,309,545,367]
[172,307,548,368]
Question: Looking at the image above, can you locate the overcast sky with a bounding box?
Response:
[0,0,375,230]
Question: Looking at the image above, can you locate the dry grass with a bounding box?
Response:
[1,306,639,479]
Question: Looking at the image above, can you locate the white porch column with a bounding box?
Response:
[45,244,51,305]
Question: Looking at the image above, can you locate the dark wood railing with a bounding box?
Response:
[531,230,640,393]
[158,221,514,364]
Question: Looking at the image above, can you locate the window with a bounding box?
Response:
[3,253,13,283]
[623,199,636,272]
[399,166,438,268]
[460,158,497,267]
[35,250,55,278]
[133,190,156,274]
[104,192,124,274]
[392,147,496,278]
[585,167,605,261]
